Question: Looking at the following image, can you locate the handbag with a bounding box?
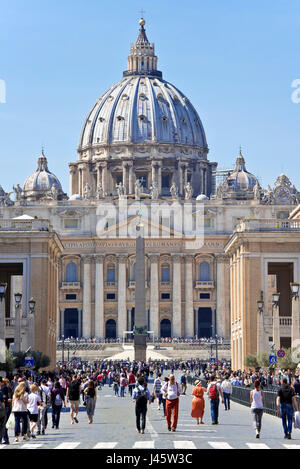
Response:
[6,412,15,430]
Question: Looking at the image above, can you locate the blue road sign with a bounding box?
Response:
[25,357,35,369]
[269,355,277,365]
[210,358,216,364]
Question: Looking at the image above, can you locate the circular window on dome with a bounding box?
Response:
[139,94,147,101]
[117,116,124,121]
[122,94,129,101]
[139,115,147,121]
[99,117,105,123]
[107,95,114,102]
[162,115,168,121]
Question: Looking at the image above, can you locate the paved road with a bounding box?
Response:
[2,378,300,450]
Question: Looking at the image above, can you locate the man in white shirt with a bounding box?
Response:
[161,374,182,432]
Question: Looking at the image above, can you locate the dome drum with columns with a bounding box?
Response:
[69,19,216,200]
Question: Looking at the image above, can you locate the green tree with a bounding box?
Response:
[245,354,259,368]
[0,350,16,373]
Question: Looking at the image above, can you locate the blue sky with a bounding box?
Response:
[0,0,300,195]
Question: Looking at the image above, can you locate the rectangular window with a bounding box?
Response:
[161,293,171,300]
[162,175,170,188]
[107,268,115,282]
[64,219,79,229]
[106,293,116,300]
[161,267,170,282]
[66,294,77,301]
[200,293,210,300]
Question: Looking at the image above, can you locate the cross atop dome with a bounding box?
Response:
[123,17,162,78]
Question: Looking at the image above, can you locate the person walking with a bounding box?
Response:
[132,377,151,434]
[153,374,162,410]
[0,388,6,446]
[27,384,42,439]
[120,374,127,398]
[84,380,97,424]
[66,375,81,425]
[180,373,187,395]
[161,377,169,417]
[38,380,50,435]
[128,371,136,397]
[51,381,66,430]
[12,383,29,442]
[191,380,206,425]
[221,374,232,411]
[250,379,264,438]
[162,374,182,432]
[1,378,12,445]
[276,377,299,440]
[207,375,223,425]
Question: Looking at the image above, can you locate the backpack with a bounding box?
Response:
[209,383,219,400]
[54,392,63,406]
[136,388,148,408]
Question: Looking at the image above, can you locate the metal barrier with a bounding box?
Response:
[187,376,300,418]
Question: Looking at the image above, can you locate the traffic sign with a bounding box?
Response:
[25,356,35,369]
[277,349,286,358]
[269,355,277,365]
[210,358,216,364]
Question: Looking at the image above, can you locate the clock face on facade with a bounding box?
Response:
[275,187,290,200]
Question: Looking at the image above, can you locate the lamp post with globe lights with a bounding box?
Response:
[28,298,36,350]
[14,292,22,353]
[272,293,280,352]
[0,283,7,346]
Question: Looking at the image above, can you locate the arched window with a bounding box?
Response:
[106,319,117,339]
[160,319,171,338]
[199,262,210,281]
[161,265,170,282]
[66,262,77,282]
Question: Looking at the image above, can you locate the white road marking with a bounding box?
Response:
[147,419,159,438]
[246,443,270,449]
[173,441,197,449]
[133,441,155,449]
[208,441,233,449]
[55,442,81,449]
[283,444,300,449]
[94,442,118,449]
[20,444,44,449]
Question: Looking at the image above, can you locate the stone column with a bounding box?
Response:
[172,255,182,337]
[101,162,108,196]
[216,254,230,338]
[95,255,105,338]
[122,162,128,194]
[117,255,127,339]
[185,255,194,338]
[272,304,280,350]
[157,163,162,194]
[128,163,134,195]
[149,254,159,337]
[82,256,92,338]
[69,165,78,196]
[151,162,156,185]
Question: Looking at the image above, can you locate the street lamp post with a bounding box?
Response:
[272,292,280,351]
[28,298,36,350]
[0,283,7,345]
[62,334,65,363]
[257,299,264,355]
[290,283,300,346]
[14,293,22,353]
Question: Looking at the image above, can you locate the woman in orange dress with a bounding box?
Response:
[191,380,207,424]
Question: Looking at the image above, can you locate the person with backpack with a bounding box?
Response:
[161,374,182,432]
[132,377,151,434]
[38,380,50,435]
[276,377,299,440]
[207,375,224,425]
[51,381,66,430]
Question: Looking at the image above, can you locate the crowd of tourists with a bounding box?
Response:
[1,358,300,445]
[57,336,225,345]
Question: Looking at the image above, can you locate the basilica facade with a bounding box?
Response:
[1,19,300,368]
